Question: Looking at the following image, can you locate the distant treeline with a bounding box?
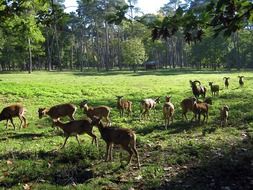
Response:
[0,0,252,72]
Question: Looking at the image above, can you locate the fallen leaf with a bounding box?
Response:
[6,160,13,165]
[23,183,31,190]
[72,182,77,187]
[134,175,142,181]
[164,167,173,171]
[3,171,9,177]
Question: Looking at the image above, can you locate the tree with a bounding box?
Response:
[0,0,47,72]
[121,38,147,72]
[108,0,253,43]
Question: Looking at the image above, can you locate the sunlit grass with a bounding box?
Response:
[0,70,252,189]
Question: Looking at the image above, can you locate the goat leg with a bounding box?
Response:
[106,143,110,161]
[61,136,69,149]
[132,147,140,169]
[22,116,27,128]
[75,135,81,146]
[5,119,9,129]
[109,144,114,161]
[10,118,16,130]
[124,146,133,166]
[18,115,23,129]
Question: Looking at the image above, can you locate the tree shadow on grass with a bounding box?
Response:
[134,121,196,136]
[0,145,98,188]
[72,69,246,77]
[134,124,164,135]
[158,140,253,190]
[5,132,47,140]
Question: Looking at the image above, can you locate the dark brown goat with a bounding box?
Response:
[38,103,77,127]
[189,80,206,98]
[92,117,140,168]
[53,119,97,148]
[209,82,220,96]
[0,104,27,130]
[238,76,244,87]
[116,96,132,117]
[223,77,230,88]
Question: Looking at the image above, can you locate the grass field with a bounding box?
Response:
[0,70,253,190]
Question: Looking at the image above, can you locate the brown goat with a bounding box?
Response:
[163,96,175,129]
[140,97,160,120]
[223,77,230,89]
[92,117,140,168]
[181,97,212,121]
[191,98,209,123]
[53,119,97,148]
[38,103,77,127]
[80,100,111,124]
[238,76,244,87]
[220,105,229,127]
[0,104,27,130]
[116,96,132,117]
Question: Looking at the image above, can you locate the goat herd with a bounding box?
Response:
[0,75,245,168]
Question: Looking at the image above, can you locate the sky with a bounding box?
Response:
[64,0,168,14]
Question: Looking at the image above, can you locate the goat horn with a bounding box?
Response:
[193,80,201,85]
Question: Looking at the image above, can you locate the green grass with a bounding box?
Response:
[0,70,253,189]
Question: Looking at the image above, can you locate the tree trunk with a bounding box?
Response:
[46,29,52,71]
[28,38,32,74]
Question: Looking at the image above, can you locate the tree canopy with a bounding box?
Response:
[0,0,252,72]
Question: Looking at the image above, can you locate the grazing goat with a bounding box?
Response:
[191,98,209,123]
[53,119,97,148]
[80,100,111,124]
[189,80,206,98]
[140,97,160,120]
[116,96,132,117]
[223,77,230,88]
[220,105,229,127]
[38,103,77,127]
[0,104,27,130]
[209,82,220,96]
[238,76,244,87]
[92,117,140,168]
[181,97,212,121]
[163,96,175,129]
